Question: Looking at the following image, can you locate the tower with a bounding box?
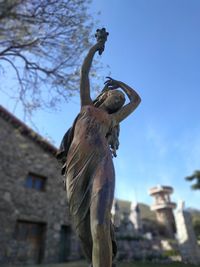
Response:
[149,185,177,238]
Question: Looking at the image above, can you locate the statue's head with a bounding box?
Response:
[94,89,125,114]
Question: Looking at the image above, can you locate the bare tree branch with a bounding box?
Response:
[0,0,99,116]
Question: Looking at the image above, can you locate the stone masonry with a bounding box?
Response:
[175,202,200,265]
[0,105,81,265]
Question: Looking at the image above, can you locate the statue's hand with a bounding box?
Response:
[95,28,109,55]
[94,41,105,54]
[104,77,120,90]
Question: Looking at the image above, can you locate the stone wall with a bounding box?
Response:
[116,238,163,262]
[175,207,200,265]
[0,112,81,264]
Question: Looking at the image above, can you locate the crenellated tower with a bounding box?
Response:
[149,185,177,238]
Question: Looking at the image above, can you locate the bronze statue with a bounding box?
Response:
[57,28,141,267]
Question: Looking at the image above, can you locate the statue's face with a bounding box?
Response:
[102,90,125,113]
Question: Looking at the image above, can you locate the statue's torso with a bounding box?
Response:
[72,105,113,149]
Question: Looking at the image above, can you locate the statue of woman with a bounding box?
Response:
[57,29,141,267]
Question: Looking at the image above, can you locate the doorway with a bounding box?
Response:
[15,220,46,264]
[60,225,71,262]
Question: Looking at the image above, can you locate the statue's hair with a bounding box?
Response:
[92,87,108,108]
[93,87,123,157]
[106,124,120,158]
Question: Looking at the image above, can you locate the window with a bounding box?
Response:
[25,173,47,191]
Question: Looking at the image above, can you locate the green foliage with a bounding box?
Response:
[193,219,200,239]
[186,170,200,190]
[117,200,156,221]
[0,0,95,115]
[163,249,180,257]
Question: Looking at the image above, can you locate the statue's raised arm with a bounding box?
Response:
[80,28,109,107]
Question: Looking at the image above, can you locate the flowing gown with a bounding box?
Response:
[65,105,116,230]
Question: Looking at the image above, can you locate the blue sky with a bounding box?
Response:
[1,0,200,209]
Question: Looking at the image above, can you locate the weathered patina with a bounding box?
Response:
[57,28,141,267]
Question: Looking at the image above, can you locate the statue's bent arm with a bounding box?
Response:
[113,81,141,123]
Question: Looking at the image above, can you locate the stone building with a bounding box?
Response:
[149,185,177,238]
[0,105,80,265]
[111,199,165,262]
[1,105,199,265]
